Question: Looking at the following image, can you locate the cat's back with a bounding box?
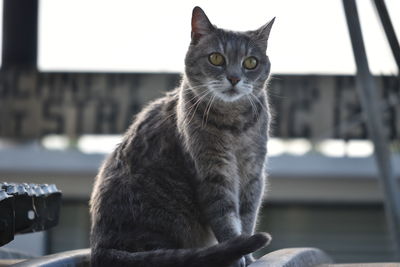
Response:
[90,90,206,248]
[90,90,180,196]
[94,89,190,187]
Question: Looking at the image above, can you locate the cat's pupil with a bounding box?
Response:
[209,53,225,66]
[243,57,258,70]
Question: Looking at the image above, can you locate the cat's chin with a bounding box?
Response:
[215,91,244,102]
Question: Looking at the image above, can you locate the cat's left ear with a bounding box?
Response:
[252,17,275,51]
[191,6,215,45]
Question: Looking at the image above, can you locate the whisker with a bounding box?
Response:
[202,93,215,128]
[249,94,267,136]
[181,81,219,92]
[154,111,177,130]
[182,88,210,108]
[204,94,216,127]
[247,95,258,122]
[266,89,286,99]
[185,90,212,126]
[251,93,269,114]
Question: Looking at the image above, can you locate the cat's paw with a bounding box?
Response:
[231,256,246,267]
[245,254,255,266]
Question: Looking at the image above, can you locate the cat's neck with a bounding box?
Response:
[180,78,265,111]
[177,78,267,129]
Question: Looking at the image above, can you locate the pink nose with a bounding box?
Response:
[227,76,240,86]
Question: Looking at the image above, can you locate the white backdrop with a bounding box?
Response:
[35,0,400,74]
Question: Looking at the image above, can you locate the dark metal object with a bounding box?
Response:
[4,184,35,233]
[1,0,39,69]
[0,183,62,247]
[372,0,400,72]
[0,188,14,246]
[40,184,62,230]
[342,0,400,259]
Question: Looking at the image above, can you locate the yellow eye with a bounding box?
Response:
[209,53,225,66]
[243,57,258,70]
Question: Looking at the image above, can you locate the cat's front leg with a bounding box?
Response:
[231,257,246,267]
[240,174,265,265]
[197,167,242,242]
[184,128,242,242]
[195,156,248,267]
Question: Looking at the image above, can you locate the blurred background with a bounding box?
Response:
[1,0,400,263]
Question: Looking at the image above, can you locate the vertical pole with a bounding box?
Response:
[342,0,400,259]
[1,0,38,69]
[372,0,400,72]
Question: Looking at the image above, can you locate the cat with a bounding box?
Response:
[90,6,274,267]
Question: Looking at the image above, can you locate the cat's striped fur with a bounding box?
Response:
[90,6,274,267]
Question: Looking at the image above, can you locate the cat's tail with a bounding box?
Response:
[92,232,271,267]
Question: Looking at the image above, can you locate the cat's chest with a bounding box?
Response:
[232,130,268,181]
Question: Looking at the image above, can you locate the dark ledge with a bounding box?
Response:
[10,249,90,267]
[9,247,334,267]
[250,247,333,267]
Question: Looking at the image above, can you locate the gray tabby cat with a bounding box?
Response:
[90,6,274,267]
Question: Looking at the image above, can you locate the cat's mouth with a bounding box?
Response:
[216,88,244,102]
[222,88,239,96]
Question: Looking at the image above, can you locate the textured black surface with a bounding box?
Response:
[0,190,14,246]
[0,183,62,247]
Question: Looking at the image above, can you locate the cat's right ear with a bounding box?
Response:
[252,17,275,51]
[191,6,215,45]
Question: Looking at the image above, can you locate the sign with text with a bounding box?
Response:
[0,70,399,140]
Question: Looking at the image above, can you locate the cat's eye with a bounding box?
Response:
[243,57,258,70]
[209,53,225,66]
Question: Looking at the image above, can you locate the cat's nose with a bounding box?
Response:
[227,76,241,86]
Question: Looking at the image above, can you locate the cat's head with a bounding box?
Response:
[185,6,275,103]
